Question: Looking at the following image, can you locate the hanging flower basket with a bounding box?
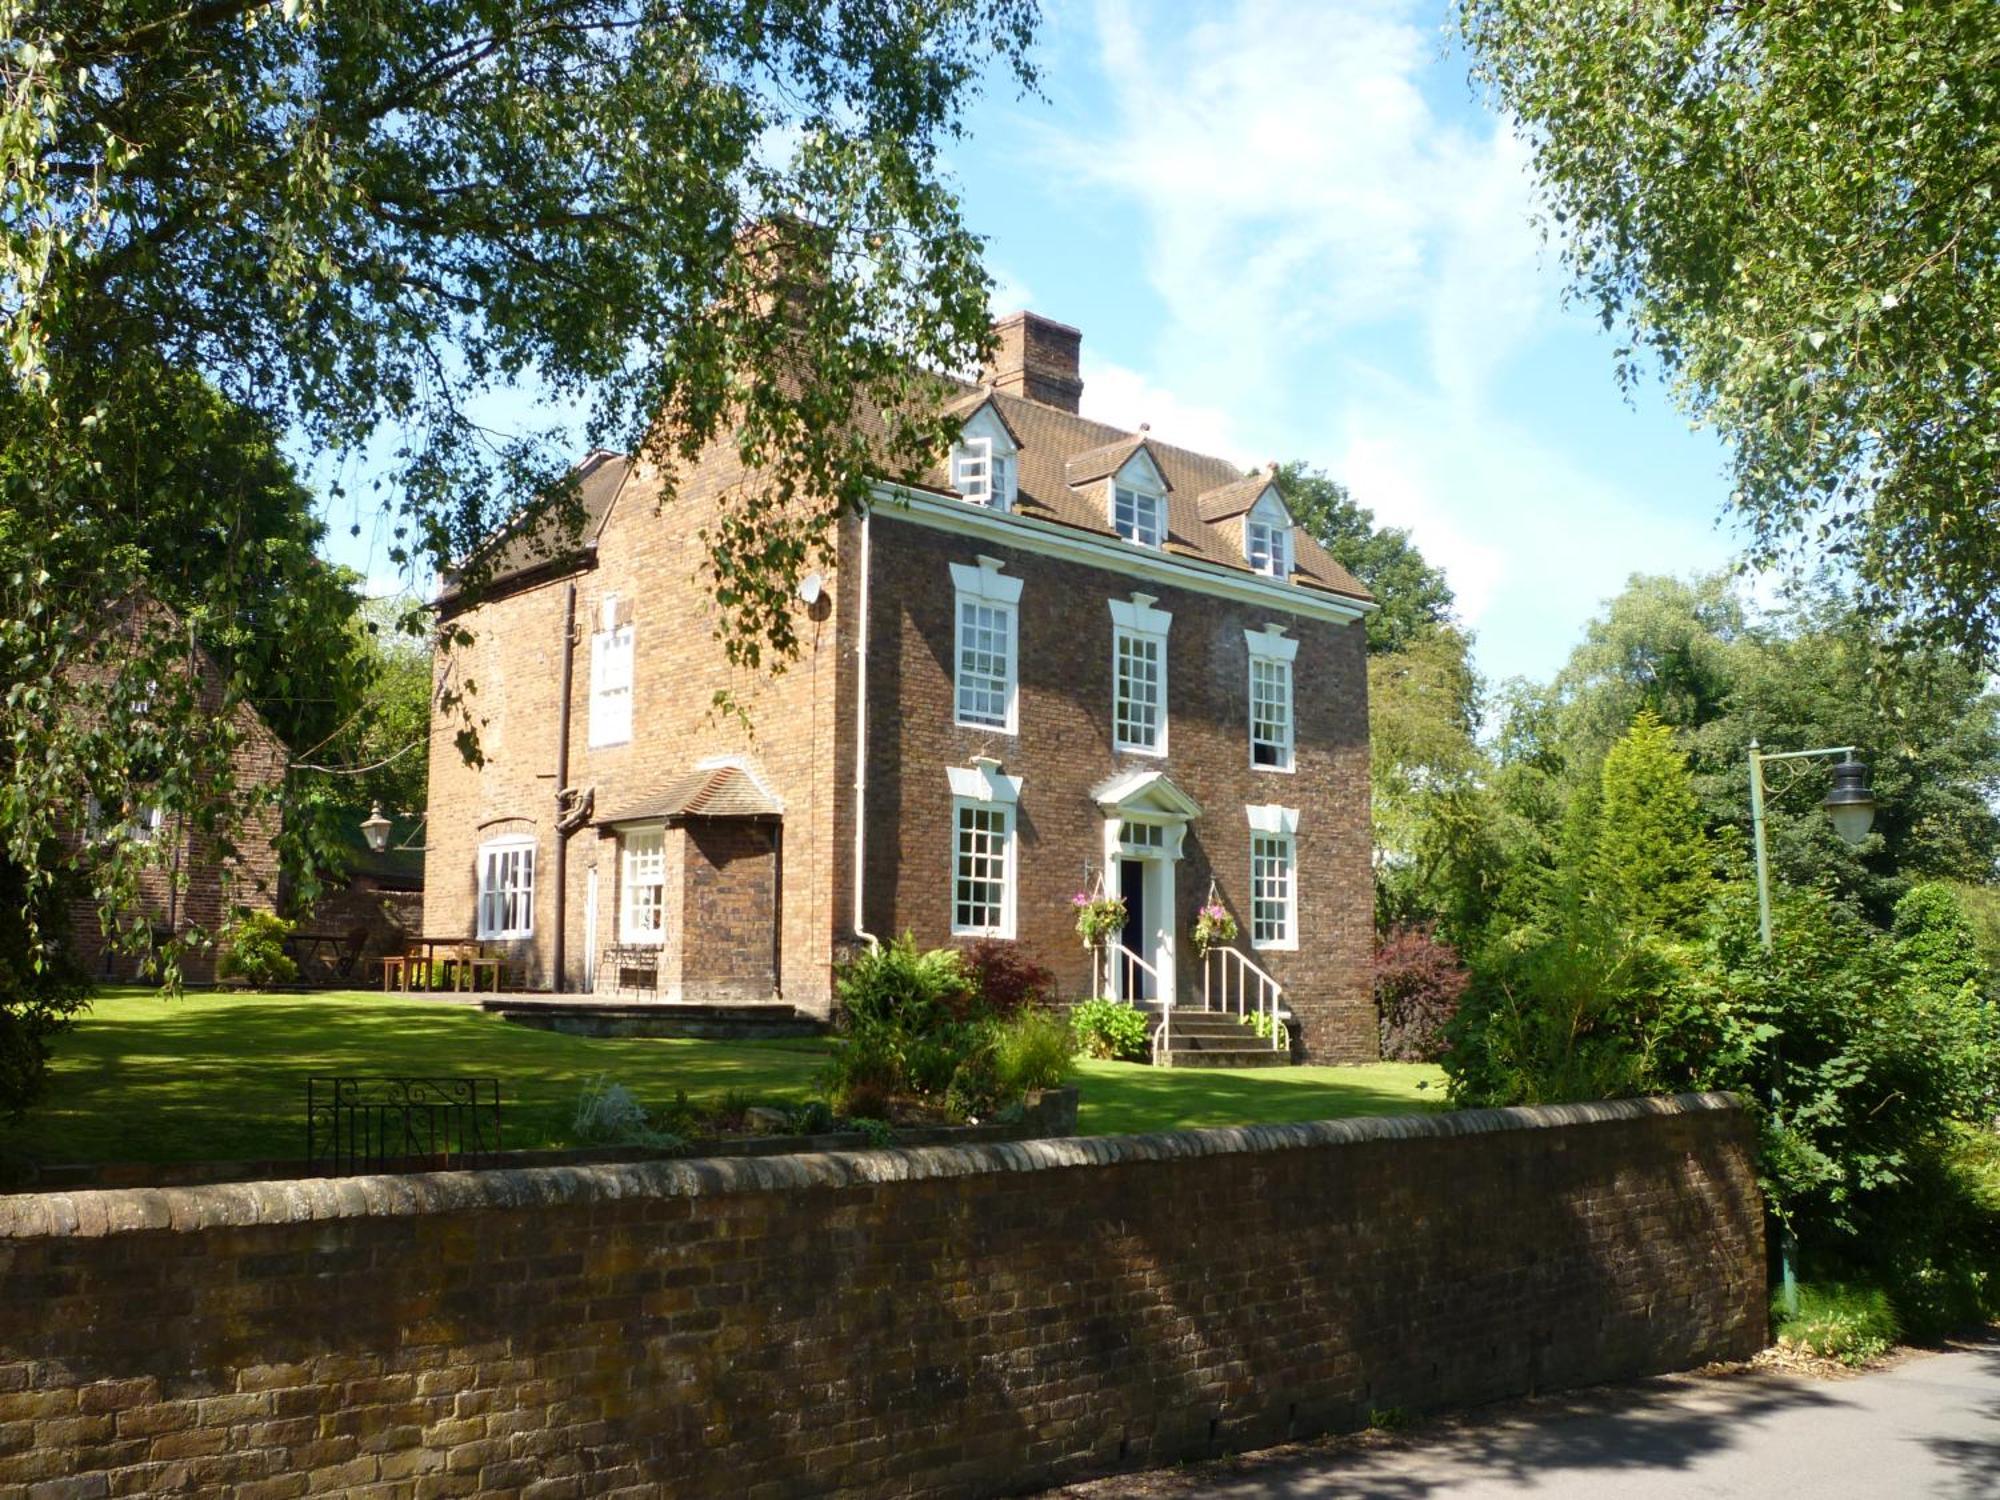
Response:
[1190,900,1238,958]
[1072,889,1128,950]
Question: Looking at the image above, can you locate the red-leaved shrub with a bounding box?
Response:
[960,939,1058,1017]
[1375,923,1470,1062]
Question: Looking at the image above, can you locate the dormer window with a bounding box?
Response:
[952,403,1018,511]
[1113,485,1164,548]
[1244,490,1293,578]
[953,436,994,505]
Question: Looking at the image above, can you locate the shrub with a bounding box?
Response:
[991,1007,1078,1097]
[1774,1282,1899,1366]
[944,1046,1005,1121]
[1247,1010,1291,1053]
[960,938,1057,1017]
[214,910,297,987]
[1376,923,1469,1061]
[822,1024,902,1119]
[1071,997,1149,1061]
[835,934,974,1033]
[572,1076,683,1150]
[785,1099,836,1136]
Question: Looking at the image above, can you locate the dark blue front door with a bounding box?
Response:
[1119,859,1153,999]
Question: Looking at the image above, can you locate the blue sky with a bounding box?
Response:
[319,0,1747,687]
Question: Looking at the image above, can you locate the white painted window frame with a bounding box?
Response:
[1246,624,1299,773]
[619,826,667,944]
[1108,592,1172,757]
[1112,483,1165,549]
[952,434,993,506]
[477,835,537,940]
[952,404,1017,512]
[1244,491,1293,578]
[947,760,1022,939]
[950,556,1022,734]
[1246,804,1300,952]
[588,594,634,748]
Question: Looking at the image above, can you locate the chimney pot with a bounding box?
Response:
[983,312,1084,414]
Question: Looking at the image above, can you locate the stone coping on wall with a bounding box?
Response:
[0,1091,1743,1242]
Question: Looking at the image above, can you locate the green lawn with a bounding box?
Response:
[1074,1057,1445,1134]
[3,991,1444,1166]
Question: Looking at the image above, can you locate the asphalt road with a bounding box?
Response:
[1058,1340,2000,1499]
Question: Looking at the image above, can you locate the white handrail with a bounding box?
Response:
[1203,946,1286,1051]
[1101,942,1169,1062]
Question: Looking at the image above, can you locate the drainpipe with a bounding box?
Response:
[851,512,877,947]
[551,581,576,992]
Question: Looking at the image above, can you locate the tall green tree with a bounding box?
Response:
[1461,0,2000,657]
[1368,625,1496,941]
[1512,573,2000,925]
[0,0,1036,1010]
[1278,462,1455,654]
[1593,710,1712,938]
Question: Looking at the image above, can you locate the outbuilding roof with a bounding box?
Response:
[597,764,782,826]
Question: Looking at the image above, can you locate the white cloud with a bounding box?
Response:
[986,263,1037,322]
[1332,391,1733,681]
[1077,355,1256,469]
[1044,0,1546,412]
[1006,0,1733,681]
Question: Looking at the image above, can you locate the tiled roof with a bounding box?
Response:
[463,376,1372,607]
[1196,473,1275,523]
[929,390,1372,603]
[445,450,632,599]
[598,765,781,825]
[1063,435,1156,488]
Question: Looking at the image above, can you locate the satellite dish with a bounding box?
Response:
[798,571,825,606]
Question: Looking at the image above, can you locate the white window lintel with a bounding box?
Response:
[1246,804,1300,836]
[949,555,1023,605]
[1244,624,1300,663]
[1108,591,1173,635]
[946,757,1023,805]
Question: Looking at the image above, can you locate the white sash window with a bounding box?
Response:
[620,828,666,942]
[589,594,634,747]
[477,838,536,939]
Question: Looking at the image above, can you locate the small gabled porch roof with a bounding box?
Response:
[597,761,783,828]
[1089,768,1202,821]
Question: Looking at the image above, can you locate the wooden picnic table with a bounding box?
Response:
[388,937,504,993]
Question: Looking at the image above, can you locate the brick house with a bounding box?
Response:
[68,601,287,983]
[425,313,1378,1060]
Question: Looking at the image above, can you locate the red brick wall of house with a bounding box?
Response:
[857,514,1375,1061]
[428,448,1373,1047]
[679,821,780,1000]
[424,452,848,1007]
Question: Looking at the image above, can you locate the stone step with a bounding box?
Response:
[1145,1009,1265,1033]
[1158,1047,1292,1069]
[1155,1018,1258,1039]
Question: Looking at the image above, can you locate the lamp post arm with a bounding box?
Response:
[1753,744,1857,765]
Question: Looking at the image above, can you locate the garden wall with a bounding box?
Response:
[0,1093,1765,1499]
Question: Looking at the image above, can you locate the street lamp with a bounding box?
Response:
[1747,742,1876,951]
[1746,740,1876,1317]
[359,802,393,855]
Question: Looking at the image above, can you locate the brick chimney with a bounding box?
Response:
[984,312,1084,413]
